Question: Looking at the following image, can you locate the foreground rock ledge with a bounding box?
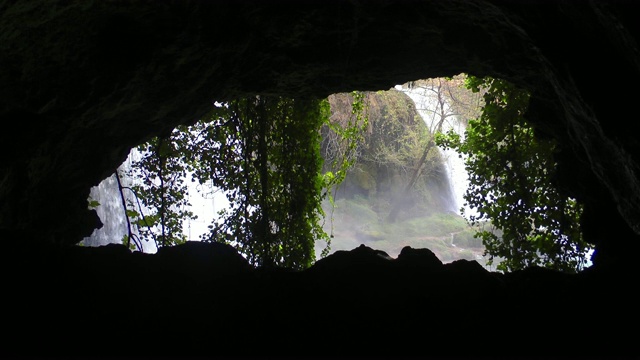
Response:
[1,241,637,357]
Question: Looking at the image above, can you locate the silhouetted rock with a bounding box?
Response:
[0,238,637,357]
[156,240,253,275]
[395,245,443,270]
[309,243,394,273]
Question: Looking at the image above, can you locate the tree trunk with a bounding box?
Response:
[257,98,272,267]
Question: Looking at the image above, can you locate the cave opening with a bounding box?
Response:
[81,73,593,274]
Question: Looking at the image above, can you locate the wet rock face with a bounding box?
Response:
[1,0,640,261]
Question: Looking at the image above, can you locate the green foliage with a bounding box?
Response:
[323,90,450,216]
[365,90,430,173]
[125,128,197,249]
[323,194,483,263]
[184,96,329,269]
[121,234,137,251]
[319,92,370,243]
[335,195,379,224]
[87,197,100,209]
[322,91,370,200]
[453,228,483,248]
[436,76,591,273]
[112,92,364,269]
[352,166,377,193]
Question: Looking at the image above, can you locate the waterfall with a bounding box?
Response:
[80,149,157,252]
[82,148,229,252]
[438,118,473,217]
[395,84,475,219]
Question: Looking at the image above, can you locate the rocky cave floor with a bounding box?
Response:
[1,239,638,358]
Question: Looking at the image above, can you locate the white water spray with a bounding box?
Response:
[395,84,476,219]
[82,148,229,252]
[81,149,158,252]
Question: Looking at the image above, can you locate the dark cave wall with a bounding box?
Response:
[1,0,640,263]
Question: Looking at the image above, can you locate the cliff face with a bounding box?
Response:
[325,90,454,215]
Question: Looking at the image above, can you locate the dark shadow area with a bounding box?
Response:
[1,239,637,357]
[1,0,640,357]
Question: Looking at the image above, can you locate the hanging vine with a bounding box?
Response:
[106,93,366,269]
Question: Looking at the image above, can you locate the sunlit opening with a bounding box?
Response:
[81,74,592,273]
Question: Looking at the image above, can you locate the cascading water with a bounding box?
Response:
[398,81,591,269]
[82,148,229,252]
[438,119,475,218]
[395,84,475,219]
[81,149,156,251]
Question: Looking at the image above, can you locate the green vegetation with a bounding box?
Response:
[315,81,491,266]
[121,126,196,251]
[322,90,454,222]
[92,73,590,273]
[189,96,333,269]
[319,196,484,263]
[436,76,591,273]
[114,93,366,269]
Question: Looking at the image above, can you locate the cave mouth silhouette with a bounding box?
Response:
[82,75,595,274]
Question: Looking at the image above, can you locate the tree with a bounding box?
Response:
[386,78,474,222]
[320,91,370,202]
[124,127,197,249]
[436,75,591,273]
[320,91,370,238]
[321,90,439,221]
[183,96,329,269]
[408,74,483,129]
[185,94,367,269]
[99,91,365,269]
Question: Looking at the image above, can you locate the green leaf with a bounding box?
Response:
[88,200,100,209]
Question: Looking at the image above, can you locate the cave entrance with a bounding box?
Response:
[81,73,593,274]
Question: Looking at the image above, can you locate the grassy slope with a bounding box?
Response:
[315,195,499,270]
